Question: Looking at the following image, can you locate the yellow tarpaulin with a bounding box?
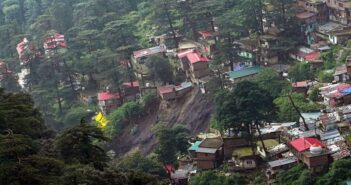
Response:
[95,112,109,128]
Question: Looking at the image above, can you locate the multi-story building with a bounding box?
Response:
[326,0,351,25]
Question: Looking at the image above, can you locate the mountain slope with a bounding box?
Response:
[110,87,214,155]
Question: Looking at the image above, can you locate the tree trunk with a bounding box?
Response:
[163,0,179,48]
[255,122,268,155]
[256,0,264,34]
[62,59,77,96]
[288,93,309,131]
[227,33,234,71]
[181,1,198,41]
[281,0,286,27]
[209,13,218,46]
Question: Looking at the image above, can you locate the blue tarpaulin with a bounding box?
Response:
[341,87,351,96]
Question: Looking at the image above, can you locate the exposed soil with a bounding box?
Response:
[110,87,214,156]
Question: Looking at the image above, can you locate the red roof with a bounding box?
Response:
[198,31,213,38]
[289,138,325,152]
[336,83,351,91]
[43,33,67,49]
[186,51,209,64]
[122,81,140,87]
[97,92,120,101]
[164,164,175,174]
[177,49,194,59]
[304,52,320,61]
[292,80,310,88]
[296,12,316,19]
[158,85,175,94]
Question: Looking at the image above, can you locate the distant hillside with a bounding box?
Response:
[110,87,214,155]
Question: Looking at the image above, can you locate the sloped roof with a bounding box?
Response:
[122,81,139,87]
[97,92,120,101]
[196,147,217,154]
[158,85,175,94]
[199,137,223,149]
[305,52,320,61]
[292,80,310,88]
[188,141,202,151]
[296,12,316,19]
[133,46,166,59]
[228,66,260,80]
[198,31,213,38]
[289,137,325,152]
[268,157,297,168]
[177,49,194,59]
[186,51,209,64]
[334,65,348,76]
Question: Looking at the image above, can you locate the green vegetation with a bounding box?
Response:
[288,63,315,82]
[0,90,165,184]
[189,171,246,185]
[316,70,334,83]
[215,81,276,154]
[254,68,290,98]
[233,147,253,158]
[153,124,190,164]
[274,93,321,122]
[275,160,351,185]
[106,94,159,137]
[257,139,279,148]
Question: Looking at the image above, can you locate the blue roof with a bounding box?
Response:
[301,112,321,120]
[228,66,261,80]
[188,141,202,151]
[341,87,351,96]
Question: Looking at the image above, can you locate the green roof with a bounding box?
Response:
[257,139,279,149]
[233,147,254,158]
[228,66,261,80]
[188,141,202,151]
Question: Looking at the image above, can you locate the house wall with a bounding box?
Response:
[196,152,216,160]
[327,0,351,25]
[302,154,329,172]
[196,160,215,170]
[176,86,192,97]
[190,62,208,72]
[191,68,210,79]
[343,94,351,105]
[293,87,309,94]
[240,159,256,169]
[160,91,176,100]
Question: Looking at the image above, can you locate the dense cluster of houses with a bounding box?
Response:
[168,109,351,184]
[165,78,351,184]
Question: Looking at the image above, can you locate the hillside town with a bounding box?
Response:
[4,0,351,185]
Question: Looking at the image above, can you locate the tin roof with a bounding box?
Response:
[188,141,202,151]
[196,147,217,154]
[97,92,120,101]
[228,66,261,80]
[289,137,325,152]
[268,157,297,168]
[133,46,166,59]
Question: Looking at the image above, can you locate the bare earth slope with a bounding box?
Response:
[111,87,214,156]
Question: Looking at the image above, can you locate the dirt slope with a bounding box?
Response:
[110,87,214,156]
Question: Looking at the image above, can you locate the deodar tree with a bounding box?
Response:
[215,81,276,154]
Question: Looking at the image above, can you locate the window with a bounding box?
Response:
[246,160,253,165]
